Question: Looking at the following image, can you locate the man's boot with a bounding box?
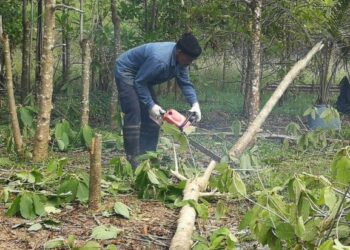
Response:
[123,125,140,168]
[140,123,160,154]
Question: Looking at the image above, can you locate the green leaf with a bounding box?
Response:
[275,223,295,240]
[57,139,66,151]
[114,202,130,219]
[79,241,101,250]
[295,216,305,238]
[82,125,94,148]
[28,223,42,232]
[44,238,65,249]
[331,155,350,185]
[105,245,118,250]
[32,194,46,216]
[215,200,226,219]
[319,239,334,250]
[323,186,337,209]
[147,169,160,185]
[91,225,121,240]
[230,171,246,196]
[20,194,36,219]
[337,225,350,239]
[6,196,21,217]
[240,153,251,169]
[19,107,34,126]
[76,182,89,203]
[231,119,241,136]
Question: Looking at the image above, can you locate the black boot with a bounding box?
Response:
[140,123,160,154]
[123,125,140,169]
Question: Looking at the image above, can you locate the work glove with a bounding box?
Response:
[149,104,166,121]
[189,102,201,122]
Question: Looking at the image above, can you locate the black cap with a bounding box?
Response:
[176,33,202,58]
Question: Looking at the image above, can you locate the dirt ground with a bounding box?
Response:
[0,113,338,249]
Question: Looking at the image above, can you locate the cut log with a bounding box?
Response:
[88,133,102,211]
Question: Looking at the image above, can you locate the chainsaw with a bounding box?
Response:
[161,109,222,162]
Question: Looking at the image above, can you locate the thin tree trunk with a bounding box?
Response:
[144,0,148,34]
[35,0,43,101]
[80,39,91,127]
[170,41,324,250]
[89,133,102,211]
[62,0,70,83]
[80,0,83,42]
[21,0,31,102]
[32,0,56,162]
[110,0,121,129]
[246,0,262,123]
[1,32,24,158]
[222,49,227,90]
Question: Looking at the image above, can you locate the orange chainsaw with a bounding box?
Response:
[162,109,222,162]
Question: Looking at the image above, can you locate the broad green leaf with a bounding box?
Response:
[331,155,350,184]
[28,223,42,231]
[32,194,46,216]
[295,216,305,238]
[302,220,319,241]
[240,153,251,169]
[44,238,65,249]
[19,107,34,126]
[91,225,120,240]
[105,244,118,250]
[82,125,94,148]
[319,239,334,250]
[76,182,89,203]
[57,139,66,151]
[114,202,130,219]
[337,225,350,239]
[238,209,254,230]
[324,186,337,209]
[193,243,209,250]
[231,119,241,136]
[275,223,295,240]
[6,195,21,217]
[79,241,101,250]
[215,200,226,219]
[20,194,36,219]
[147,169,160,185]
[67,234,75,248]
[230,171,246,196]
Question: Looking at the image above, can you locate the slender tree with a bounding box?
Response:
[0,23,24,158]
[80,39,91,126]
[32,0,56,162]
[243,0,262,123]
[35,0,43,100]
[21,0,31,102]
[110,0,121,129]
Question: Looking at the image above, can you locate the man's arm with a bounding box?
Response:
[176,67,198,105]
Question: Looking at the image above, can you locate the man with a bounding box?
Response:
[336,76,350,114]
[114,33,202,168]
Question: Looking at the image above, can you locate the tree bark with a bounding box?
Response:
[61,0,70,84]
[32,0,56,162]
[35,0,43,101]
[89,134,102,211]
[245,0,262,123]
[1,33,24,158]
[21,0,31,102]
[170,41,324,250]
[80,39,91,127]
[110,0,121,129]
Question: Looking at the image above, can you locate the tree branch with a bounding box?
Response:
[55,4,84,13]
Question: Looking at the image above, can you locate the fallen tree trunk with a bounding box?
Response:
[169,41,324,250]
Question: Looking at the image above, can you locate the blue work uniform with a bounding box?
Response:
[114,42,198,161]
